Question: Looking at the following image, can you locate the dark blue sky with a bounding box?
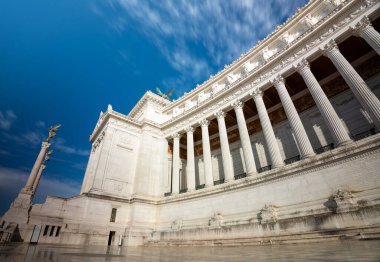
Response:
[0,0,308,215]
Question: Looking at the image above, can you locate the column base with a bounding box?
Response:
[336,139,354,147]
[1,191,33,226]
[301,152,316,159]
[272,163,285,169]
[247,172,258,177]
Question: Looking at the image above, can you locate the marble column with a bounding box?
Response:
[353,16,380,56]
[324,39,380,130]
[172,133,181,194]
[185,126,196,191]
[272,76,315,158]
[23,141,50,192]
[251,90,284,168]
[296,58,352,146]
[199,119,214,187]
[215,110,234,182]
[232,100,257,175]
[32,164,46,192]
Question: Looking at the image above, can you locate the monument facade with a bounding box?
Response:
[1,0,380,246]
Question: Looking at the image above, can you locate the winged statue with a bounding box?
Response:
[45,124,61,143]
[156,87,174,101]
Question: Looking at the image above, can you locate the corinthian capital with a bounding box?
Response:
[214,110,226,119]
[199,119,209,127]
[271,75,284,87]
[185,126,194,133]
[231,100,244,110]
[250,89,263,98]
[295,58,310,72]
[171,133,181,139]
[353,16,372,36]
[322,39,339,56]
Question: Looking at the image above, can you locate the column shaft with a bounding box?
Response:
[172,134,181,194]
[296,59,352,146]
[215,111,234,182]
[232,101,257,175]
[273,76,315,158]
[24,142,50,191]
[32,164,46,192]
[252,91,284,168]
[186,127,196,191]
[324,40,380,130]
[200,120,214,187]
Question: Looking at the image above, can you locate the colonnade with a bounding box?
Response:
[168,16,380,194]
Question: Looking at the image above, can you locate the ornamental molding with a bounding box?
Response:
[161,0,376,136]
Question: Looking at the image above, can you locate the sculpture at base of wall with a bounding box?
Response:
[325,189,359,213]
[209,213,224,229]
[259,205,278,224]
[170,219,183,231]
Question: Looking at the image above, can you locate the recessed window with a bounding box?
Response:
[110,208,117,223]
[43,226,49,236]
[0,221,5,228]
[50,226,55,236]
[55,226,61,237]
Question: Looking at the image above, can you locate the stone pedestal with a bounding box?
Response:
[1,192,32,226]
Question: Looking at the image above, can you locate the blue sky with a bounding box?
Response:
[0,0,308,215]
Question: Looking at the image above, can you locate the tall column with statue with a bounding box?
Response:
[1,124,60,228]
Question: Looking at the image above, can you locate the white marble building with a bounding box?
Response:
[2,0,380,246]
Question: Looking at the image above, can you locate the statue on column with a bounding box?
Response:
[45,124,61,143]
[1,124,61,228]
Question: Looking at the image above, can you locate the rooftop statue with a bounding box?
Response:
[155,87,174,101]
[45,124,61,143]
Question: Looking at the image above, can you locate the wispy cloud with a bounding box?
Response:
[98,0,307,92]
[1,131,45,146]
[0,110,17,130]
[35,120,46,128]
[0,166,81,208]
[1,131,89,157]
[0,149,10,155]
[54,138,90,157]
